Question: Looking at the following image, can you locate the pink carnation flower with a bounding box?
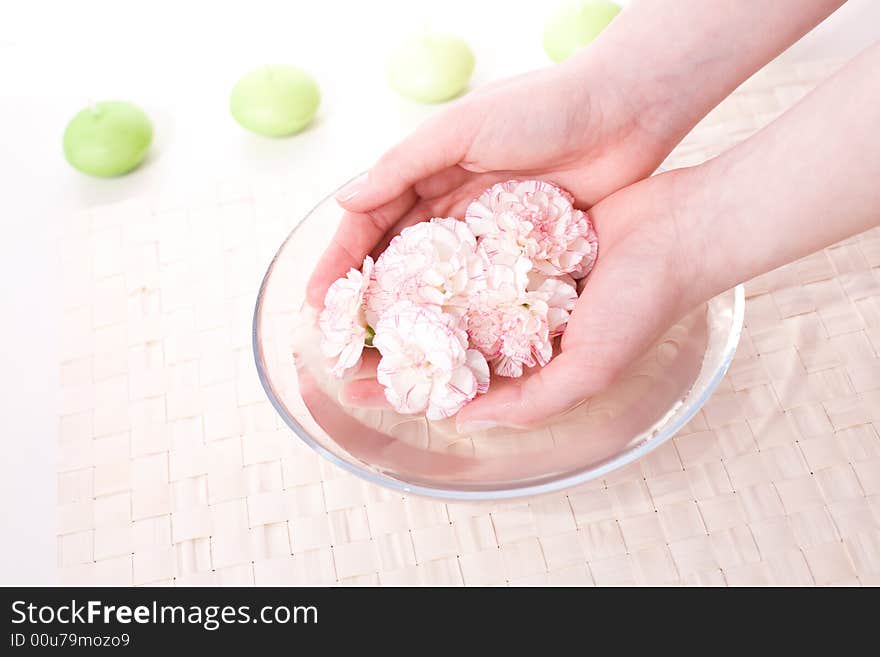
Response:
[318,256,374,378]
[374,301,490,420]
[467,256,577,378]
[366,218,485,327]
[527,271,579,337]
[465,179,598,279]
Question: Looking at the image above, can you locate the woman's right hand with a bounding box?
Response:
[306,0,843,308]
[306,49,683,307]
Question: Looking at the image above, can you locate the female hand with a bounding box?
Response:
[305,0,852,429]
[340,168,705,431]
[340,42,880,430]
[306,54,679,307]
[306,0,842,306]
[459,42,880,430]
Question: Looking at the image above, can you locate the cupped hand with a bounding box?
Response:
[306,54,683,307]
[306,55,708,430]
[453,170,706,430]
[341,169,712,430]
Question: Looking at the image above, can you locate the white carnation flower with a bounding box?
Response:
[374,301,490,420]
[467,255,577,378]
[527,270,579,337]
[466,179,598,278]
[366,217,485,327]
[318,256,374,378]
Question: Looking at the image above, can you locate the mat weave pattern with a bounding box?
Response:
[56,59,880,586]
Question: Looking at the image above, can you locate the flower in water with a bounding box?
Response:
[318,256,374,377]
[527,271,579,337]
[374,301,490,420]
[466,179,598,278]
[318,179,593,416]
[467,255,577,378]
[366,217,485,327]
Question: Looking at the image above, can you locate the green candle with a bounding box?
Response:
[543,0,621,63]
[388,32,475,103]
[230,65,321,137]
[63,101,153,177]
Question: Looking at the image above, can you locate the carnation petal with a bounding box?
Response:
[373,300,489,418]
[367,219,485,326]
[427,366,477,420]
[318,256,373,378]
[465,180,598,277]
[466,349,491,394]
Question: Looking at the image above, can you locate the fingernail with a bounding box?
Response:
[456,420,497,435]
[336,173,368,203]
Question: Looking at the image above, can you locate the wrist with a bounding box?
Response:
[661,161,753,310]
[561,42,700,162]
[591,165,724,314]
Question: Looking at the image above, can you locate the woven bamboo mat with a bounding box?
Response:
[56,58,880,586]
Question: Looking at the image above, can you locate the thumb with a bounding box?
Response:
[454,350,614,433]
[335,105,474,212]
[454,229,689,432]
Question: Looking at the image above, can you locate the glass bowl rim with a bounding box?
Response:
[252,179,746,501]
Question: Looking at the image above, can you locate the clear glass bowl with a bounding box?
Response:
[253,180,744,501]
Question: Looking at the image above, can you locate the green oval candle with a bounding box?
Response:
[543,0,621,63]
[230,65,321,137]
[63,101,153,177]
[388,33,474,103]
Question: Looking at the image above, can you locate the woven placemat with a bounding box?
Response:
[56,58,880,586]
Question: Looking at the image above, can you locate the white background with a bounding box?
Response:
[0,0,877,584]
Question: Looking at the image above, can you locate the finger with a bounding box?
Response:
[455,349,606,432]
[352,348,381,377]
[341,377,391,409]
[335,107,474,213]
[413,165,472,200]
[375,171,513,255]
[306,189,417,307]
[455,236,682,430]
[358,347,382,368]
